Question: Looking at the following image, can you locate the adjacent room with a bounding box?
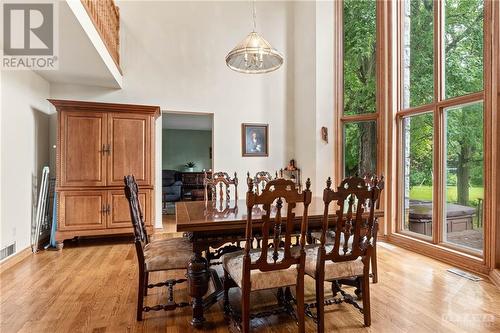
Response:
[161,113,213,213]
[1,0,499,332]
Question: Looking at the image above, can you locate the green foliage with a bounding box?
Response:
[402,0,484,201]
[343,0,377,176]
[407,0,434,107]
[343,0,376,116]
[343,0,484,195]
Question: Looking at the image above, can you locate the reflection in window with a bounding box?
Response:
[343,0,376,115]
[402,113,434,237]
[444,102,484,253]
[343,121,377,177]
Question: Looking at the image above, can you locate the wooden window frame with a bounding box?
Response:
[334,0,499,279]
[335,0,386,185]
[388,0,496,276]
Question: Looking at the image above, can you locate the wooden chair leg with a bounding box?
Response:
[296,277,305,333]
[315,277,325,333]
[362,273,371,326]
[144,272,149,296]
[371,248,378,283]
[223,269,230,313]
[137,268,145,321]
[241,284,251,333]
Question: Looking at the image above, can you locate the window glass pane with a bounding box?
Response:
[402,113,434,237]
[444,102,484,253]
[343,0,376,115]
[402,0,434,108]
[444,0,484,99]
[343,121,377,177]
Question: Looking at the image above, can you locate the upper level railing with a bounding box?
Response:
[81,0,120,70]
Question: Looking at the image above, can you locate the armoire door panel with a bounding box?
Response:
[58,191,107,231]
[107,113,151,186]
[61,112,107,187]
[108,190,150,228]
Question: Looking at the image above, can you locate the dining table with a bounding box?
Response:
[175,197,384,327]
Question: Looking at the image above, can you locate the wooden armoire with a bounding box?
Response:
[49,99,159,247]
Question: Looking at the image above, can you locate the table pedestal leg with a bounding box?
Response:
[187,251,210,327]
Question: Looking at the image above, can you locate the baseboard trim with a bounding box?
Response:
[490,269,500,288]
[0,247,32,274]
[385,233,490,277]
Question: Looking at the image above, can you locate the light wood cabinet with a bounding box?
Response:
[107,189,150,229]
[58,190,107,231]
[50,100,159,244]
[107,113,151,186]
[60,112,107,187]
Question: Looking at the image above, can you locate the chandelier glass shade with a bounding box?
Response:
[225,2,284,74]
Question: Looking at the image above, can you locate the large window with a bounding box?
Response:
[341,0,379,178]
[398,0,484,255]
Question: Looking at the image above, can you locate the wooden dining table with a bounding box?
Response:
[176,197,383,327]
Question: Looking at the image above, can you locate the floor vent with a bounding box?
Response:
[447,268,482,281]
[0,243,16,261]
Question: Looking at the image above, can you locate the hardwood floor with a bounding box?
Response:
[1,216,499,332]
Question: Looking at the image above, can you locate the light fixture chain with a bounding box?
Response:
[252,0,257,32]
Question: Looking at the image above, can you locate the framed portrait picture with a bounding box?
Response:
[242,123,269,157]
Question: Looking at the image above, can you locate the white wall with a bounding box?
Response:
[0,70,52,252]
[0,1,336,241]
[293,1,335,194]
[50,1,295,227]
[314,1,335,191]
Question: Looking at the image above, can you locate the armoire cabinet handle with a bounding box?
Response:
[99,144,106,154]
[99,144,112,155]
[100,205,107,214]
[106,204,111,215]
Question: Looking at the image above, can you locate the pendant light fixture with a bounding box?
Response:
[225,1,284,74]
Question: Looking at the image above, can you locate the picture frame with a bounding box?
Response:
[241,123,269,157]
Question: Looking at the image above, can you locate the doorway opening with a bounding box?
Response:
[161,112,213,215]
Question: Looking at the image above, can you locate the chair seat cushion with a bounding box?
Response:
[293,245,364,280]
[222,249,298,291]
[144,237,192,271]
[311,230,337,244]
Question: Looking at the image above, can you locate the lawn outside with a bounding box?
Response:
[409,185,484,204]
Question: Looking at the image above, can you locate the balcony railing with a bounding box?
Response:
[81,0,120,69]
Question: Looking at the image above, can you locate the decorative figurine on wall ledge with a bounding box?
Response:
[321,126,328,143]
[285,159,297,171]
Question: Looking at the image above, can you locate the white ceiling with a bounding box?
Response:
[34,1,122,88]
[162,113,213,131]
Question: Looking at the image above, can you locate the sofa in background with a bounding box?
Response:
[162,170,182,208]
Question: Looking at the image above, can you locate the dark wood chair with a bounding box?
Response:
[222,177,312,333]
[204,171,238,202]
[253,171,274,194]
[305,176,383,332]
[310,174,384,283]
[124,175,192,321]
[203,171,240,265]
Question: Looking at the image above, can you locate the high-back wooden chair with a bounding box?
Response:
[305,176,383,332]
[222,177,312,333]
[310,174,383,283]
[204,171,238,203]
[124,175,192,321]
[253,171,274,194]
